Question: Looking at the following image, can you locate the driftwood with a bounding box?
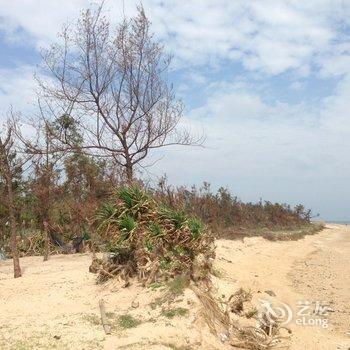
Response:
[99,299,111,334]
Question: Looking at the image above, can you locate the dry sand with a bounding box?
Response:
[0,224,349,349]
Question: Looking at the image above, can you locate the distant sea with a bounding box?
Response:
[325,221,350,225]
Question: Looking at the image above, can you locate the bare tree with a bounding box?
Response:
[39,4,201,182]
[0,119,23,277]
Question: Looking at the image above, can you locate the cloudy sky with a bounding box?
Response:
[1,0,350,220]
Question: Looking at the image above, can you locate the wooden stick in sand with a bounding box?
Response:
[99,299,111,334]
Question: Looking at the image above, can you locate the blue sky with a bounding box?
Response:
[1,0,350,220]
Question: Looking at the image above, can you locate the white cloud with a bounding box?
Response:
[0,0,87,47]
[148,0,344,74]
[0,65,37,115]
[187,72,207,85]
[290,81,304,91]
[320,76,350,133]
[0,0,349,75]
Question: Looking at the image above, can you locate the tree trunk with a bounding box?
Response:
[5,173,21,278]
[125,161,133,184]
[9,210,21,278]
[43,132,51,262]
[43,220,50,261]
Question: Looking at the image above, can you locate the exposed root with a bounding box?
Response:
[227,287,252,314]
[191,284,230,335]
[192,284,291,349]
[89,256,135,285]
[230,326,291,349]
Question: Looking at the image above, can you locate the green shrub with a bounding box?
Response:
[93,185,214,285]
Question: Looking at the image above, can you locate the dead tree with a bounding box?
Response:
[38,122,58,261]
[39,4,201,182]
[13,115,63,262]
[0,120,22,278]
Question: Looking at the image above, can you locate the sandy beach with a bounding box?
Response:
[0,224,349,349]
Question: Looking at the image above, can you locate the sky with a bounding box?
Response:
[0,0,350,220]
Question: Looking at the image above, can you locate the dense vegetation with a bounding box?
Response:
[155,178,314,234]
[0,152,315,259]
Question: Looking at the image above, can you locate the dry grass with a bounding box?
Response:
[219,222,325,242]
